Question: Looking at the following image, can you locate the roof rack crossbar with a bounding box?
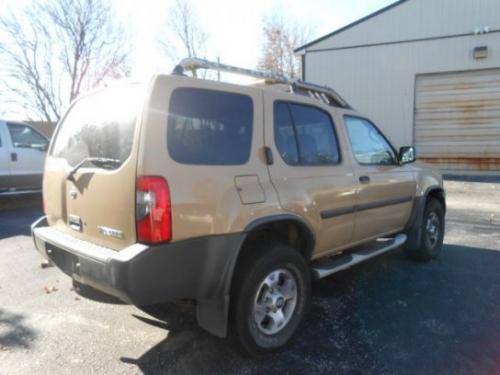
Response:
[172,57,351,109]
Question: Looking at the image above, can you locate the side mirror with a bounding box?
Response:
[399,146,416,164]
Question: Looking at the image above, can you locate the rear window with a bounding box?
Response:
[167,87,253,165]
[51,85,143,167]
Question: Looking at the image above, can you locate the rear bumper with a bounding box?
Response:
[31,216,245,336]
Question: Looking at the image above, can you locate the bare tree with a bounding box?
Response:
[0,0,129,122]
[158,0,208,76]
[258,14,311,79]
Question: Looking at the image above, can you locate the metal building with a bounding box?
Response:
[295,0,500,173]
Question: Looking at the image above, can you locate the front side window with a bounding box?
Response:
[274,102,340,166]
[344,116,396,165]
[7,123,47,150]
[167,88,253,165]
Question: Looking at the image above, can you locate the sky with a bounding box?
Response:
[115,0,396,79]
[0,0,396,118]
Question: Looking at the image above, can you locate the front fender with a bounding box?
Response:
[405,162,445,249]
[412,161,444,197]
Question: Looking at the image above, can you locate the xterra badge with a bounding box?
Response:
[97,226,124,239]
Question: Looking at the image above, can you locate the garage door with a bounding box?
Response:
[414,69,500,171]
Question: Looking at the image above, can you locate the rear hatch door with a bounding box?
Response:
[44,84,145,250]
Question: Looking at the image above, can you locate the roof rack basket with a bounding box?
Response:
[172,57,351,109]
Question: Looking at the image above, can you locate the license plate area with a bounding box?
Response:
[68,214,82,232]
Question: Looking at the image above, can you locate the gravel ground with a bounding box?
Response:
[0,180,499,374]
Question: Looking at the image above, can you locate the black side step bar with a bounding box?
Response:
[312,234,407,279]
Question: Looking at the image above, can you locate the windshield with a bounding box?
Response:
[51,85,143,168]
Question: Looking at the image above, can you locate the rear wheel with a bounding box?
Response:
[230,242,311,357]
[406,198,445,261]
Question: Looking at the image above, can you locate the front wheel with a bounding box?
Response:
[230,243,311,357]
[406,198,445,261]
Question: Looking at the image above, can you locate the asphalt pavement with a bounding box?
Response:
[0,181,499,374]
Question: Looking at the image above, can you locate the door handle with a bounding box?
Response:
[263,146,274,165]
[10,152,17,162]
[359,175,370,184]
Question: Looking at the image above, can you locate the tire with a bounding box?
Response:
[406,198,445,262]
[230,242,311,357]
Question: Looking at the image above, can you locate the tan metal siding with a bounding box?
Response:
[415,69,500,171]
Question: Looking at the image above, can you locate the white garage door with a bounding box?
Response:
[414,69,500,171]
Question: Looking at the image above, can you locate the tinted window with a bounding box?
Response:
[274,103,299,165]
[274,101,340,166]
[167,88,253,165]
[344,116,396,165]
[52,85,142,167]
[290,104,340,165]
[7,123,47,149]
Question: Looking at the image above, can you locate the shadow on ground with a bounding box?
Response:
[121,244,500,375]
[0,196,43,240]
[72,282,126,305]
[0,309,37,350]
[0,194,42,211]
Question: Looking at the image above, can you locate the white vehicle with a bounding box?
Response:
[0,120,49,194]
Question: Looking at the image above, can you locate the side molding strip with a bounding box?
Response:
[320,206,356,219]
[357,195,413,212]
[321,195,413,220]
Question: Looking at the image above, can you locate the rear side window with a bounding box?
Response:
[274,102,299,165]
[274,102,340,166]
[167,88,253,165]
[51,85,142,167]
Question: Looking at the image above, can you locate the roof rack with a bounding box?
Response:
[172,57,351,109]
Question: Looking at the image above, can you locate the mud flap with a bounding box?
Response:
[404,196,425,250]
[196,295,231,338]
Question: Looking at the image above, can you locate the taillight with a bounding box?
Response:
[136,176,171,243]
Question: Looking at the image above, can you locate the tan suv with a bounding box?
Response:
[32,58,445,356]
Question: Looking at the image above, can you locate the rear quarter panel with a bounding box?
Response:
[138,75,282,241]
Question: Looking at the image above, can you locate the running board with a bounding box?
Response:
[312,234,407,279]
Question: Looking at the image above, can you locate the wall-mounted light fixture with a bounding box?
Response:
[473,26,491,35]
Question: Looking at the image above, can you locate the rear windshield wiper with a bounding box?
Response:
[67,157,122,181]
